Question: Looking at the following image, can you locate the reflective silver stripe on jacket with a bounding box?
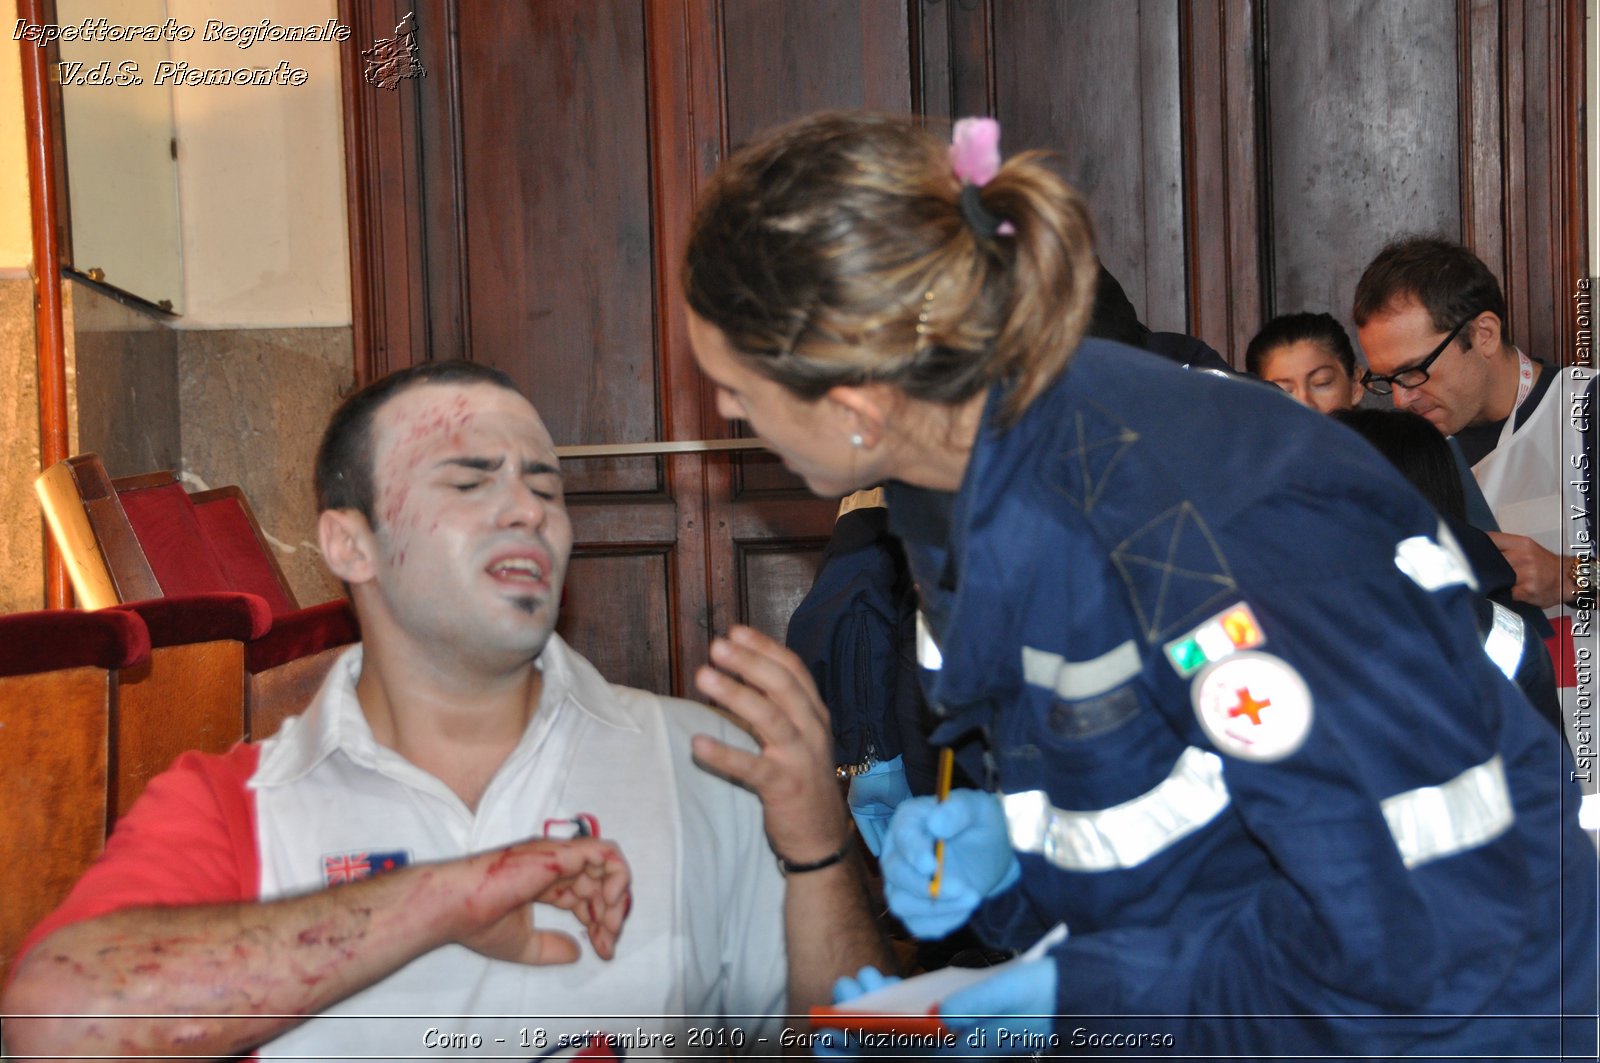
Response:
[1021,641,1141,701]
[1580,792,1600,832]
[1002,747,1230,871]
[1004,751,1514,874]
[915,611,943,671]
[1482,602,1526,679]
[1380,755,1513,868]
[1394,521,1478,593]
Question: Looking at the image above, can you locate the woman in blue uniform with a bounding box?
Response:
[682,111,1595,1058]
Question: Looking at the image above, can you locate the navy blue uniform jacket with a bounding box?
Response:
[886,339,1597,1059]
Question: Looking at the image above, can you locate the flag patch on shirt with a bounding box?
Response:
[322,849,411,885]
[1164,601,1264,678]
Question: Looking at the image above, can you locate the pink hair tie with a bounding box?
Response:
[949,117,1014,239]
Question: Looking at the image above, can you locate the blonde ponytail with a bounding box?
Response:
[684,111,1097,426]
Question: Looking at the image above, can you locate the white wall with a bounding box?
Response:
[56,0,187,310]
[166,0,350,328]
[9,0,351,325]
[1,3,33,271]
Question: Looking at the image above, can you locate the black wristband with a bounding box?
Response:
[776,837,853,875]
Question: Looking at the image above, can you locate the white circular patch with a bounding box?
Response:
[1191,651,1313,762]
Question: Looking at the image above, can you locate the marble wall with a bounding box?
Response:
[71,283,180,477]
[177,326,351,606]
[0,276,43,614]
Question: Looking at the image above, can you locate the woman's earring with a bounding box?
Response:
[849,433,865,448]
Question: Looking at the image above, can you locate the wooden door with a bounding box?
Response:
[340,0,1584,694]
[340,0,912,695]
[929,0,1584,365]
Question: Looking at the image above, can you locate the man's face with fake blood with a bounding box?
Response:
[358,381,571,667]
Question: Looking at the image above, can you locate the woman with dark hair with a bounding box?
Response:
[1244,311,1363,412]
[683,111,1593,1057]
[1333,407,1468,519]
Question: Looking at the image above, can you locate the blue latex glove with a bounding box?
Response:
[848,756,912,856]
[880,790,1020,939]
[940,956,1058,1054]
[813,966,903,1057]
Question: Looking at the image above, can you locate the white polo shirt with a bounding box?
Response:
[29,636,788,1058]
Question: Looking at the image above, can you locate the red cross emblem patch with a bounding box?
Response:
[1192,652,1313,762]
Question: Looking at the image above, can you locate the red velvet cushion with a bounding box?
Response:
[118,482,232,598]
[244,599,359,673]
[193,497,298,617]
[112,593,273,647]
[0,608,150,677]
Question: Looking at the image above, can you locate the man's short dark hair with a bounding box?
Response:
[1351,236,1509,342]
[315,360,521,524]
[1245,311,1358,377]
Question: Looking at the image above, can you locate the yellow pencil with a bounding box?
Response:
[929,747,955,898]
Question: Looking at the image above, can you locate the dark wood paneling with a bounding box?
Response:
[341,0,431,381]
[948,0,996,120]
[560,551,673,694]
[1264,0,1461,350]
[1458,0,1506,289]
[739,543,827,643]
[730,451,809,499]
[912,0,998,123]
[416,4,467,367]
[912,0,951,119]
[567,492,680,545]
[456,2,660,495]
[719,0,912,143]
[717,0,914,497]
[709,484,835,640]
[1552,0,1588,367]
[1179,0,1263,365]
[645,0,722,693]
[1504,0,1584,364]
[337,0,1586,698]
[992,0,1186,332]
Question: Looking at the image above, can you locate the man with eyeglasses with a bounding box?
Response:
[1353,236,1596,832]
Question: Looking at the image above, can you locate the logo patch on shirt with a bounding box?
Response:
[1191,651,1312,762]
[322,849,411,886]
[1164,601,1265,677]
[543,813,601,839]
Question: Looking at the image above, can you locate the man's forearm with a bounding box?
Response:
[782,850,894,1013]
[1,863,459,1058]
[2,836,627,1059]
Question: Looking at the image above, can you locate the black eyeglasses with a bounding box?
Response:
[1361,316,1475,395]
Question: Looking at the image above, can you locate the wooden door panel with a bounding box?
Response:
[729,449,803,498]
[714,0,915,498]
[456,0,660,496]
[442,0,693,693]
[991,0,1187,333]
[343,0,1584,692]
[706,0,911,635]
[740,544,827,643]
[720,0,912,142]
[1263,0,1461,333]
[560,550,673,694]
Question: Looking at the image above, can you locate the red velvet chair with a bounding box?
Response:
[0,608,148,985]
[35,454,358,738]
